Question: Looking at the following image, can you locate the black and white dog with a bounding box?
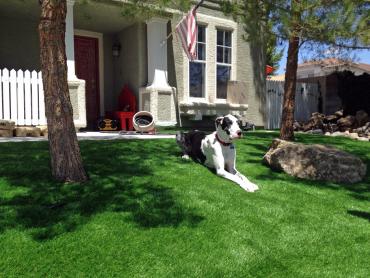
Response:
[176,114,259,192]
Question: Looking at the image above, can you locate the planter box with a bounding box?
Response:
[14,127,41,137]
[0,129,13,137]
[0,120,15,130]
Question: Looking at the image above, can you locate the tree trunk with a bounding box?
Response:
[279,0,301,141]
[39,0,88,182]
[279,35,300,140]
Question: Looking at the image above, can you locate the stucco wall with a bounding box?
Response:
[103,34,115,112]
[0,16,40,71]
[239,24,266,127]
[114,23,147,106]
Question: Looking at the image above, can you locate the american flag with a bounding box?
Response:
[175,7,198,61]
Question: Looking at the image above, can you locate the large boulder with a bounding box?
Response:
[263,139,367,183]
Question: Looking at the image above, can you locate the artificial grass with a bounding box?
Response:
[0,132,369,277]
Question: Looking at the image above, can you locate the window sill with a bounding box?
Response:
[188,97,208,103]
[179,101,248,115]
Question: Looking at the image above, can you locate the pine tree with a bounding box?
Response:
[222,0,370,140]
[39,0,88,182]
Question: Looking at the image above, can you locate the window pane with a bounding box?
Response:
[198,26,205,43]
[217,65,231,99]
[197,43,205,61]
[217,46,223,63]
[217,30,223,45]
[190,62,205,98]
[224,47,231,64]
[224,31,231,47]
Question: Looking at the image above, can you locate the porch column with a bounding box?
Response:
[66,0,77,80]
[145,18,171,90]
[65,0,87,129]
[139,17,177,126]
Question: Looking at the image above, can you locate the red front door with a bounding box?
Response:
[74,36,100,130]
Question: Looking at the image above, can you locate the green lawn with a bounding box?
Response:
[0,132,369,277]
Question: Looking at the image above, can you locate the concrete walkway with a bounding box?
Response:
[0,132,175,143]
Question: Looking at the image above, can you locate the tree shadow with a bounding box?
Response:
[347,210,370,222]
[0,140,204,241]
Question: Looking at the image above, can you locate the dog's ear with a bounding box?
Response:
[215,116,223,128]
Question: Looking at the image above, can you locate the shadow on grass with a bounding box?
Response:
[0,140,203,241]
[348,210,370,222]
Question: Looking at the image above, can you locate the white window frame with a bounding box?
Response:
[182,14,237,105]
[216,28,232,101]
[189,24,207,101]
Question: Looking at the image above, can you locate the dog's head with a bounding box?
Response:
[215,114,242,141]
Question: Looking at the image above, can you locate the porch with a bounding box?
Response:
[0,0,177,129]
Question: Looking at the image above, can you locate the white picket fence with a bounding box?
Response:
[0,68,46,126]
[265,80,319,129]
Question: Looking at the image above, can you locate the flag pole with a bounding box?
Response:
[161,0,205,44]
[193,0,205,11]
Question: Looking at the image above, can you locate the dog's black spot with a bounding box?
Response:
[221,116,233,135]
[215,117,222,127]
[176,131,206,164]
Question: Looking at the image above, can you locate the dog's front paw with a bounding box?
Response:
[249,182,259,192]
[181,154,190,160]
[241,182,259,192]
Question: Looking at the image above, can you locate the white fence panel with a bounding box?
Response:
[0,68,46,126]
[31,71,39,125]
[38,72,47,125]
[265,80,319,129]
[2,68,10,120]
[10,70,18,122]
[24,70,32,125]
[17,70,25,125]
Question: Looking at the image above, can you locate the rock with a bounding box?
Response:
[325,132,331,136]
[293,121,302,131]
[324,114,338,123]
[337,115,356,130]
[334,110,344,117]
[327,123,338,133]
[0,120,15,130]
[348,132,359,139]
[306,129,324,135]
[0,129,13,137]
[311,112,325,118]
[37,126,48,137]
[357,137,369,142]
[14,127,41,137]
[355,110,369,127]
[331,131,344,137]
[263,139,367,183]
[302,122,315,132]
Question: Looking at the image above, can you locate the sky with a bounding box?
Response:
[276,46,370,75]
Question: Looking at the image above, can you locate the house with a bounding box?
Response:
[0,0,265,130]
[296,58,370,115]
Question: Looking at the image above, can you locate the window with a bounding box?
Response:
[189,25,206,98]
[216,29,232,99]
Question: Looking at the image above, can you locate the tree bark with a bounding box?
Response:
[39,0,88,182]
[279,35,300,140]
